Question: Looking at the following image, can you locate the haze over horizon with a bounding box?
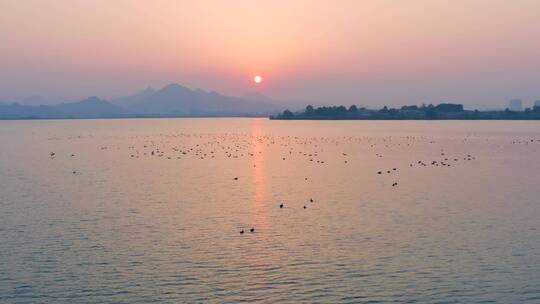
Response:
[2,0,540,109]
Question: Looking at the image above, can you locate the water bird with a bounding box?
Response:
[250,228,255,232]
[240,229,245,234]
[279,203,284,208]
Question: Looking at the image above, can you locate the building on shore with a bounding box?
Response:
[509,99,523,111]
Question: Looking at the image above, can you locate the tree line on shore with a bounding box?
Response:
[271,103,540,120]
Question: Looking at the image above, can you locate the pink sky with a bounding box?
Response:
[1,0,540,109]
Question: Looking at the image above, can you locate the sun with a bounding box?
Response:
[253,75,262,83]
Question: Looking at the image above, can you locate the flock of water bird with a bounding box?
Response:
[47,131,540,235]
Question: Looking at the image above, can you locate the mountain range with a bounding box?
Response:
[0,84,284,119]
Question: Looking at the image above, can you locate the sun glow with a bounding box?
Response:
[253,75,262,83]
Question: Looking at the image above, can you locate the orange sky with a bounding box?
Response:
[1,0,540,108]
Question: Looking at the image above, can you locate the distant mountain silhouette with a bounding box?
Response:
[113,87,156,108]
[242,92,276,103]
[242,92,318,110]
[112,84,281,116]
[55,97,129,117]
[18,95,63,106]
[0,84,284,119]
[0,97,128,119]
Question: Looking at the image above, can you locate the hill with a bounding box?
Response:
[0,97,128,119]
[113,84,281,116]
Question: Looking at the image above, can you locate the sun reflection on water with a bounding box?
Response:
[251,119,267,231]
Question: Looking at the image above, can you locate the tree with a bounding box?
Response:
[281,109,294,119]
[435,103,464,112]
[426,110,438,119]
[348,105,358,112]
[305,105,314,116]
[401,105,419,111]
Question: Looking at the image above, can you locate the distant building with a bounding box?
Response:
[509,99,523,111]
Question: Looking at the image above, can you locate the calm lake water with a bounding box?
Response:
[1,118,540,303]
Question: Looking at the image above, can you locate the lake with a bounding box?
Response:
[1,118,540,303]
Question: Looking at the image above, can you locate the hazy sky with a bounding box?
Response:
[2,0,540,109]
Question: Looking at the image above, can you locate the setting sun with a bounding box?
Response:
[254,75,262,83]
